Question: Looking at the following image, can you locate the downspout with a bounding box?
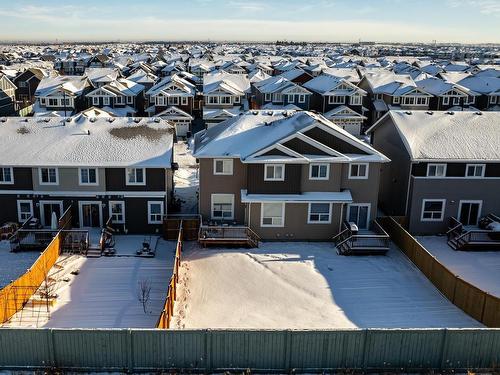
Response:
[338,202,345,233]
[404,161,413,218]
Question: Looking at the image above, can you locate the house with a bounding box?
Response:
[0,72,17,115]
[416,77,479,111]
[252,76,312,110]
[367,110,500,235]
[13,68,52,109]
[86,78,145,117]
[0,117,174,234]
[203,72,250,124]
[34,76,92,116]
[127,68,158,91]
[193,110,389,241]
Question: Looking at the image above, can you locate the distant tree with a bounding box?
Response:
[137,278,152,314]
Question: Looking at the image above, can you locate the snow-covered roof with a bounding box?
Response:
[303,74,365,96]
[203,71,250,95]
[0,117,174,168]
[35,75,91,97]
[241,190,353,203]
[367,111,500,161]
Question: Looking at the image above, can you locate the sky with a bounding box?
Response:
[0,0,499,44]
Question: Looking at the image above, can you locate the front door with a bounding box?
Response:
[80,203,101,228]
[40,202,63,227]
[347,204,370,230]
[459,201,482,226]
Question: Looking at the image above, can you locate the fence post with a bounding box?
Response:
[283,330,292,372]
[46,328,56,369]
[361,329,369,372]
[127,329,134,373]
[205,329,212,373]
[438,329,448,371]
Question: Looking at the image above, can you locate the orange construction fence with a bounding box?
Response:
[157,221,183,329]
[0,232,61,323]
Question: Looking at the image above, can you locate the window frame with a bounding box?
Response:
[264,93,272,102]
[39,167,59,185]
[127,96,134,104]
[350,94,362,105]
[328,95,345,104]
[213,159,234,175]
[465,164,485,178]
[260,202,285,227]
[0,167,14,185]
[309,163,330,180]
[125,168,146,186]
[17,200,33,223]
[348,163,369,179]
[211,194,234,220]
[92,96,99,106]
[109,200,125,224]
[298,94,306,103]
[426,163,447,178]
[307,202,332,224]
[79,167,99,186]
[421,199,446,222]
[147,201,164,224]
[103,96,110,106]
[264,164,285,181]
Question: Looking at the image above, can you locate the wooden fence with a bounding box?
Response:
[57,205,72,230]
[379,216,500,327]
[157,221,183,329]
[163,215,199,240]
[0,233,61,323]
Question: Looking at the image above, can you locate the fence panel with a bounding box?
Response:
[0,329,52,368]
[429,261,457,301]
[453,279,487,323]
[482,294,500,327]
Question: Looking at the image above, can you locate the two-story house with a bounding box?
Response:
[193,110,389,240]
[0,72,17,116]
[12,68,52,109]
[86,78,145,117]
[0,117,174,234]
[417,77,479,111]
[367,110,500,235]
[252,76,312,110]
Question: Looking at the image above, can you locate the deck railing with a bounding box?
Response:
[198,225,260,247]
[447,216,500,251]
[335,220,390,255]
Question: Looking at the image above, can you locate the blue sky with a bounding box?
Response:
[0,0,499,43]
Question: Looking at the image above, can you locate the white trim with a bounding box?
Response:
[465,164,485,178]
[426,163,447,178]
[210,193,234,220]
[78,200,103,228]
[307,202,332,224]
[348,163,369,179]
[125,168,146,186]
[346,203,371,230]
[38,167,59,186]
[264,164,285,181]
[39,200,63,227]
[78,167,99,186]
[260,202,285,227]
[17,199,33,222]
[109,200,125,224]
[457,200,482,226]
[0,167,14,185]
[213,159,234,175]
[309,163,330,180]
[0,190,167,198]
[147,200,164,224]
[421,199,446,222]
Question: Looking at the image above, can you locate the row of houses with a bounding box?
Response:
[0,110,498,242]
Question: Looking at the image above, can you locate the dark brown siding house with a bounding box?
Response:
[193,110,389,241]
[367,110,500,235]
[0,117,174,234]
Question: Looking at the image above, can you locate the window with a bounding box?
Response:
[48,98,58,106]
[466,96,475,105]
[39,167,58,185]
[261,202,285,227]
[18,81,27,88]
[127,96,133,104]
[156,96,165,106]
[168,96,179,105]
[349,163,369,179]
[393,96,400,104]
[92,96,99,105]
[211,194,234,220]
[208,96,218,104]
[214,159,233,175]
[308,203,332,224]
[234,96,240,103]
[427,164,447,178]
[115,96,123,105]
[466,164,485,178]
[452,97,460,105]
[17,200,33,222]
[421,199,446,222]
[490,96,497,104]
[221,96,231,104]
[287,94,295,103]
[109,201,125,224]
[40,98,46,106]
[273,93,283,102]
[350,95,362,105]
[298,94,306,103]
[442,96,450,105]
[103,97,110,106]
[328,95,344,104]
[79,168,98,185]
[126,168,145,185]
[375,94,383,100]
[347,204,370,230]
[309,163,329,180]
[0,167,13,184]
[264,93,272,102]
[181,96,188,105]
[264,164,285,181]
[147,201,164,224]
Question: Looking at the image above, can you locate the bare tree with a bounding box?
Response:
[137,278,152,314]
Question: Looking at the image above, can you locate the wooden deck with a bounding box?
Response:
[198,226,260,248]
[447,216,500,251]
[333,220,390,256]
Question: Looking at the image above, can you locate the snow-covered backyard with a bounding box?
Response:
[417,236,500,297]
[173,242,482,329]
[3,236,176,328]
[0,240,41,289]
[173,141,198,214]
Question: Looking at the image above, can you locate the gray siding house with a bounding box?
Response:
[367,110,500,235]
[193,110,389,241]
[0,117,174,234]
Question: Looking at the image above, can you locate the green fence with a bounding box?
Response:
[0,328,499,372]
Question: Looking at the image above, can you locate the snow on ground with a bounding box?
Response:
[0,240,41,289]
[417,236,500,297]
[3,236,176,328]
[173,242,482,329]
[173,141,199,214]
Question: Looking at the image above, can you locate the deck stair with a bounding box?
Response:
[333,220,390,256]
[446,215,500,251]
